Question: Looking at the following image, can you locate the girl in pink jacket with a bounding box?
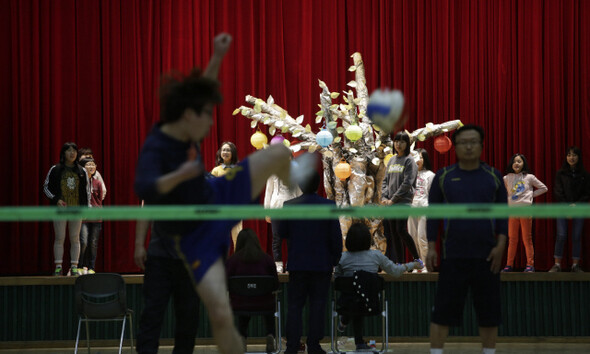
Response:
[502,154,548,272]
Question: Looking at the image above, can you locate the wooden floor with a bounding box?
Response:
[2,342,590,353]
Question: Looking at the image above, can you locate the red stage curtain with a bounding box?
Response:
[1,0,588,275]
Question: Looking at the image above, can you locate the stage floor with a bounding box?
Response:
[1,342,590,353]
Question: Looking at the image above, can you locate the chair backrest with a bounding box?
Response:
[335,271,384,315]
[227,275,279,297]
[75,273,127,319]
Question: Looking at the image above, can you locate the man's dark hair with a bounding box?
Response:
[215,141,238,166]
[159,69,223,123]
[299,169,320,194]
[560,146,586,172]
[451,124,485,146]
[415,148,432,171]
[393,132,411,156]
[59,142,79,165]
[233,228,265,263]
[345,222,372,252]
[505,153,530,175]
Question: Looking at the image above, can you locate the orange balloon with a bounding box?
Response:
[334,160,352,180]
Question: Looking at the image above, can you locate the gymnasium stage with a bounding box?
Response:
[2,272,589,352]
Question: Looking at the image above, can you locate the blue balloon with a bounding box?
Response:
[316,130,333,147]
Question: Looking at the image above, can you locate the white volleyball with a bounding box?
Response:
[366,89,404,134]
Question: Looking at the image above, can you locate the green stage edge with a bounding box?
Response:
[0,203,589,221]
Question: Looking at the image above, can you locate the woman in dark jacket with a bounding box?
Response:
[43,142,90,276]
[549,146,590,273]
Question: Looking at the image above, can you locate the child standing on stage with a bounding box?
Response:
[502,153,547,273]
[43,142,90,276]
[78,147,107,200]
[78,158,105,274]
[407,148,435,272]
[381,131,420,264]
[549,146,590,273]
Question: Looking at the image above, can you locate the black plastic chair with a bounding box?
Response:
[74,273,134,354]
[227,275,282,354]
[330,271,388,354]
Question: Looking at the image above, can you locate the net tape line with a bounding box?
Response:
[1,204,589,221]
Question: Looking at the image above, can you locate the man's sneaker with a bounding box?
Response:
[524,265,535,273]
[70,266,80,276]
[572,264,584,273]
[502,265,513,272]
[87,269,96,274]
[337,317,347,333]
[297,342,306,353]
[54,266,62,276]
[307,348,326,354]
[549,264,561,272]
[356,343,372,350]
[265,334,276,353]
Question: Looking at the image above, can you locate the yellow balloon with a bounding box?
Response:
[383,153,394,166]
[250,131,268,150]
[344,125,363,142]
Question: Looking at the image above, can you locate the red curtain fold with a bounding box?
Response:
[1,0,588,275]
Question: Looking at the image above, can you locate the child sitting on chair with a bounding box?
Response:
[226,228,279,352]
[334,222,422,350]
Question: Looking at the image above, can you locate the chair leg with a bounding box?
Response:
[128,312,134,352]
[330,300,340,354]
[74,318,82,354]
[118,316,126,354]
[383,300,388,353]
[274,301,281,354]
[85,319,91,354]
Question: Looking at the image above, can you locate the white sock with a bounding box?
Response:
[430,349,443,354]
[482,348,495,354]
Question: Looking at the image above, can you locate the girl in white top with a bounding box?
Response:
[407,148,435,272]
[502,153,548,272]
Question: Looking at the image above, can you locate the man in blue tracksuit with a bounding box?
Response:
[426,124,508,354]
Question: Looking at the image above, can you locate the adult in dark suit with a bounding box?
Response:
[278,171,342,354]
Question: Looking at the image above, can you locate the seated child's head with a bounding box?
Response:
[345,222,372,252]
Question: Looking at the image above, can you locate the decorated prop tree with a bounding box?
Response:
[235,53,462,252]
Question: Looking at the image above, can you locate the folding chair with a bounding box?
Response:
[74,273,134,354]
[330,271,388,354]
[227,275,282,354]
